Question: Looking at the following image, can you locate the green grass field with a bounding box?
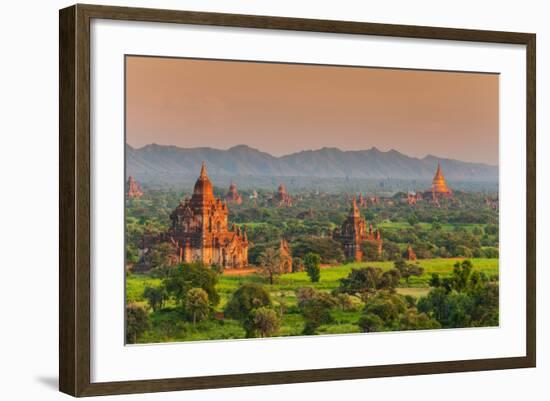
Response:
[127,257,498,343]
[378,220,485,232]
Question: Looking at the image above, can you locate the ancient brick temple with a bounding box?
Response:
[406,191,423,205]
[126,176,143,199]
[357,193,368,208]
[274,184,293,207]
[333,199,382,262]
[225,182,243,205]
[427,161,453,200]
[407,244,417,261]
[279,238,293,273]
[166,163,248,268]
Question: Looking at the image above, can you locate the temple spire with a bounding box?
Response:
[200,161,207,179]
[350,198,360,217]
[430,161,452,197]
[435,161,443,178]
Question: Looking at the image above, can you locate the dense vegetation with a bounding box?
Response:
[125,188,499,343]
[126,188,499,265]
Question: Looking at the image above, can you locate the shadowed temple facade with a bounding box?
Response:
[333,198,383,262]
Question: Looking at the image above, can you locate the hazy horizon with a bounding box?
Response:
[126,56,499,165]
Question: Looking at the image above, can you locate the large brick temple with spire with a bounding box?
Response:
[137,163,248,270]
[168,162,248,268]
[333,198,382,262]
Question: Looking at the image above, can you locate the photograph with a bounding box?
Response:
[124,55,500,344]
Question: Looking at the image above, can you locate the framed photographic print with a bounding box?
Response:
[59,4,536,397]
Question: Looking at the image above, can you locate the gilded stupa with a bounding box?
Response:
[430,162,453,197]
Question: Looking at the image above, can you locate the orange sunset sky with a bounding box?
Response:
[126,56,499,165]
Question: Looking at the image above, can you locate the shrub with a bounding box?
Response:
[358,313,384,333]
[225,283,272,337]
[164,262,219,307]
[185,288,209,324]
[252,307,280,338]
[338,266,400,301]
[299,290,337,335]
[304,253,321,283]
[358,293,408,332]
[126,303,150,343]
[143,285,167,312]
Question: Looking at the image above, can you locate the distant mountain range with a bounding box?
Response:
[127,144,498,188]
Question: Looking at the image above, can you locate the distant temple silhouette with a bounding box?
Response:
[126,176,143,199]
[225,182,243,205]
[274,184,293,207]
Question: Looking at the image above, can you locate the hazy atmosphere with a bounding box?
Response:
[126,56,499,165]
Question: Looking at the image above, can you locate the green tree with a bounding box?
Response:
[291,237,345,263]
[149,242,175,269]
[143,285,167,312]
[299,290,336,335]
[185,288,209,325]
[338,266,400,301]
[362,240,383,261]
[257,247,282,285]
[380,269,401,292]
[126,243,140,265]
[164,262,219,307]
[394,259,424,286]
[483,247,499,258]
[292,257,304,272]
[382,241,401,261]
[399,309,441,331]
[304,253,321,283]
[407,213,419,226]
[252,307,280,338]
[358,292,407,332]
[296,287,316,307]
[126,303,149,344]
[358,313,384,332]
[335,293,357,311]
[276,291,287,317]
[418,260,498,328]
[225,283,272,337]
[452,259,473,292]
[339,267,381,301]
[485,224,498,235]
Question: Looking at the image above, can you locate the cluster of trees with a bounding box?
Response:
[256,247,322,283]
[417,260,499,328]
[127,262,220,342]
[224,283,279,338]
[127,258,498,343]
[381,223,498,261]
[330,264,440,333]
[248,237,344,266]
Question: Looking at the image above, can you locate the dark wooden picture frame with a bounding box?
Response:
[59,3,536,397]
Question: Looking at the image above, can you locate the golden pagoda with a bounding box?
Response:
[430,161,452,197]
